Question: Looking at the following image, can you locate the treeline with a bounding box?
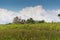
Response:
[13,16,45,24]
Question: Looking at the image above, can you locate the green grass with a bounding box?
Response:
[0,23,60,40]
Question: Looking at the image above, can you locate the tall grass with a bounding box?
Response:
[0,23,60,40]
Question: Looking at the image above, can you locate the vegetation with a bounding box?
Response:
[0,23,59,40]
[13,16,45,24]
[26,18,35,24]
[38,20,45,23]
[0,15,59,40]
[58,14,60,17]
[13,16,25,24]
[58,14,60,19]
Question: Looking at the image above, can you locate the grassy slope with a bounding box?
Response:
[0,23,60,40]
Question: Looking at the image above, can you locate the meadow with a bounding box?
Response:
[0,23,60,40]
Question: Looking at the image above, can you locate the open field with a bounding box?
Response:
[0,23,60,40]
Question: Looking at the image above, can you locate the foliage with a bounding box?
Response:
[58,14,60,19]
[13,16,26,24]
[27,18,35,24]
[13,16,19,23]
[38,20,45,23]
[58,14,60,17]
[13,17,45,24]
[0,23,60,40]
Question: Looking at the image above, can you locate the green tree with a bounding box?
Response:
[38,20,45,23]
[27,18,35,24]
[58,14,60,19]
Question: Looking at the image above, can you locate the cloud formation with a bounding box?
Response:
[0,5,60,24]
[0,8,17,24]
[19,5,45,20]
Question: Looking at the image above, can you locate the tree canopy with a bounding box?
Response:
[13,16,45,24]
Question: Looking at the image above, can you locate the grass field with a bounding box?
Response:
[0,23,60,40]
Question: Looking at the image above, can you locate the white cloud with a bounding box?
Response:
[19,5,46,20]
[0,8,17,24]
[18,5,60,22]
[0,5,60,24]
[44,10,60,22]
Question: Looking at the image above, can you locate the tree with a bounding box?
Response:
[13,16,26,24]
[20,19,26,24]
[27,18,35,23]
[13,16,19,23]
[38,20,45,23]
[58,14,60,19]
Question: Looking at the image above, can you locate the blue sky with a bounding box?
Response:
[0,0,40,11]
[0,0,60,11]
[0,0,60,24]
